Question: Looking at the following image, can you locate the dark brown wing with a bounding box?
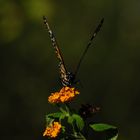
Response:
[43,16,68,84]
[74,18,104,77]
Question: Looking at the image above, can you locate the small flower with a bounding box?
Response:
[48,87,80,103]
[43,121,62,138]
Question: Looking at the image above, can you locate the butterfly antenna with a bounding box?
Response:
[74,18,104,77]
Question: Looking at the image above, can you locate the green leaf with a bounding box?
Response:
[90,123,117,132]
[68,115,74,124]
[46,112,67,122]
[90,123,118,140]
[59,113,66,120]
[110,134,118,140]
[61,126,66,133]
[47,112,63,118]
[72,114,84,131]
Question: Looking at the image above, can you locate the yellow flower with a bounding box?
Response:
[48,87,80,103]
[43,122,62,138]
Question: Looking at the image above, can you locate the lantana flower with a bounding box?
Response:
[43,121,62,138]
[48,86,80,103]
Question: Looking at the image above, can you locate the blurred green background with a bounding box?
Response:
[0,0,140,139]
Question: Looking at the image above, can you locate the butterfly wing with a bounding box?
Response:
[43,16,68,85]
[74,18,104,77]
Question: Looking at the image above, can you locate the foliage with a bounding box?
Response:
[43,87,118,140]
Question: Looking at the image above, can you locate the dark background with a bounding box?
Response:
[0,0,140,139]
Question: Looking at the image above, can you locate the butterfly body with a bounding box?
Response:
[61,72,75,86]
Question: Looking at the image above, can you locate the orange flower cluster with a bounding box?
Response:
[43,121,62,138]
[48,86,80,103]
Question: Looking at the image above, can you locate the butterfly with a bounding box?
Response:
[43,16,104,86]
